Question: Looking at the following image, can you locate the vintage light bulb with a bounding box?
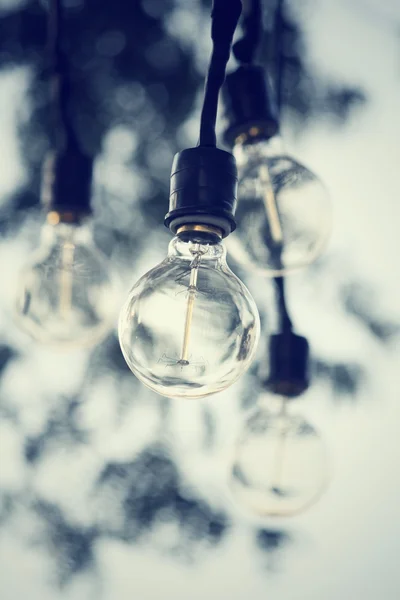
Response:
[15,216,115,347]
[118,227,260,399]
[230,396,328,517]
[227,137,331,276]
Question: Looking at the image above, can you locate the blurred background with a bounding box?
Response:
[0,0,400,598]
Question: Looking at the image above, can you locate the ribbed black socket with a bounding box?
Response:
[42,149,94,218]
[264,332,309,398]
[222,65,279,147]
[165,146,238,238]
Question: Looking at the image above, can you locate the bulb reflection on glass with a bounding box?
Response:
[230,397,328,517]
[228,138,331,276]
[118,234,260,399]
[15,220,115,347]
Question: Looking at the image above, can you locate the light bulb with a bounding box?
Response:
[230,397,328,517]
[227,138,331,276]
[15,219,115,347]
[118,232,260,399]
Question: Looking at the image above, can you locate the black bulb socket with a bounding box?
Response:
[164,146,238,239]
[263,332,310,398]
[42,148,94,222]
[221,65,279,148]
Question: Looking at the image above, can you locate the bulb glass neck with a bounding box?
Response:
[167,235,226,262]
[233,136,285,169]
[46,210,89,226]
[257,393,290,417]
[41,218,93,245]
[176,223,223,245]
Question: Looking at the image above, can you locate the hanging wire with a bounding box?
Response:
[232,0,285,115]
[47,0,79,151]
[269,0,294,334]
[198,0,242,147]
[43,0,94,217]
[231,0,293,334]
[273,274,293,332]
[232,0,263,64]
[273,0,284,116]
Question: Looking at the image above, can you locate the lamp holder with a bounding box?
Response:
[164,146,237,239]
[263,331,310,398]
[42,149,93,221]
[222,65,279,147]
[221,0,285,147]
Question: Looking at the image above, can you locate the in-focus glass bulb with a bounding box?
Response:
[118,234,260,399]
[15,220,115,347]
[228,138,331,276]
[230,396,328,517]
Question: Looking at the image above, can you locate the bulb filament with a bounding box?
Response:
[178,247,203,365]
[271,397,288,495]
[59,242,75,317]
[259,165,283,244]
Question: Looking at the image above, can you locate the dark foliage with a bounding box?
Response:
[34,499,98,586]
[313,359,364,398]
[0,344,17,378]
[342,282,400,343]
[96,445,229,557]
[24,396,87,464]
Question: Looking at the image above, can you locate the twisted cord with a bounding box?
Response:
[199,0,242,146]
[48,0,79,151]
[232,0,262,64]
[274,275,293,333]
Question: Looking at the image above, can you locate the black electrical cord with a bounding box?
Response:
[198,0,242,147]
[232,0,291,334]
[273,0,284,116]
[232,0,262,65]
[271,0,293,335]
[231,0,285,116]
[48,0,79,151]
[165,0,241,237]
[43,0,93,218]
[273,275,293,332]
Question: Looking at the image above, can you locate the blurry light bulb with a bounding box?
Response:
[227,137,331,276]
[118,230,260,399]
[15,217,116,347]
[230,396,328,517]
